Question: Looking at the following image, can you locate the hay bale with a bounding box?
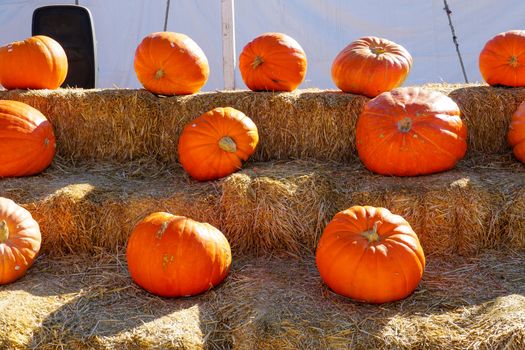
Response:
[1,84,524,165]
[1,159,220,255]
[220,161,338,256]
[1,155,525,256]
[1,252,523,349]
[0,88,368,164]
[448,85,525,155]
[0,253,215,350]
[223,252,525,350]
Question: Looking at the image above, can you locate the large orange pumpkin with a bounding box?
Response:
[239,32,307,92]
[331,36,412,98]
[356,87,467,176]
[178,107,259,181]
[508,100,525,162]
[0,100,56,177]
[0,35,68,90]
[0,197,41,285]
[134,32,209,95]
[126,212,232,297]
[479,30,525,87]
[316,206,425,304]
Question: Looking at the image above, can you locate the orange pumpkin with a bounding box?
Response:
[356,87,467,176]
[479,30,525,87]
[0,100,56,177]
[316,206,425,304]
[0,35,68,90]
[0,197,41,285]
[508,100,525,162]
[178,107,259,181]
[331,36,412,97]
[239,32,307,92]
[134,32,209,95]
[126,212,232,297]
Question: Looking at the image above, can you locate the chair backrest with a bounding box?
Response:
[32,5,97,89]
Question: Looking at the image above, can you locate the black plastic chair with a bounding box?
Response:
[32,5,97,88]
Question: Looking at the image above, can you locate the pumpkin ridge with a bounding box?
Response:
[183,124,221,140]
[385,235,423,259]
[147,71,181,91]
[144,222,159,295]
[36,37,58,83]
[194,146,228,177]
[324,237,367,290]
[0,109,41,128]
[181,141,220,151]
[357,130,398,165]
[411,128,463,160]
[384,241,410,296]
[199,114,226,138]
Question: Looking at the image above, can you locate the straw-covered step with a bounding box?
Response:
[0,84,524,165]
[0,251,523,349]
[2,155,525,257]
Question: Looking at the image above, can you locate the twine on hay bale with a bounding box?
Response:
[0,252,523,349]
[1,84,524,165]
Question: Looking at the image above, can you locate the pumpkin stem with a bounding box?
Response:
[509,55,519,68]
[397,117,413,133]
[370,46,386,55]
[252,56,264,69]
[0,220,9,243]
[218,136,237,153]
[362,221,381,243]
[154,69,165,80]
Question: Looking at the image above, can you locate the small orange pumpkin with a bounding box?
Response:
[316,206,425,304]
[126,212,232,297]
[134,32,209,95]
[508,100,525,162]
[0,197,41,285]
[331,36,412,97]
[0,100,56,177]
[178,107,259,181]
[479,30,525,87]
[356,87,467,176]
[0,35,68,90]
[239,32,307,92]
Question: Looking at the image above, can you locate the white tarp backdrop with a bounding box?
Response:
[1,0,524,90]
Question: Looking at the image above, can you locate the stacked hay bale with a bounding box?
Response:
[0,85,524,349]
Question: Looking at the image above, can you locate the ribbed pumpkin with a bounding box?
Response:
[316,206,425,304]
[178,107,259,181]
[356,87,467,176]
[0,100,56,177]
[134,32,209,95]
[479,30,525,87]
[0,35,68,90]
[0,197,41,285]
[508,100,525,163]
[239,32,307,92]
[331,36,412,97]
[126,212,232,297]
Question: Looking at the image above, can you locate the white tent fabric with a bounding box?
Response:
[1,0,524,90]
